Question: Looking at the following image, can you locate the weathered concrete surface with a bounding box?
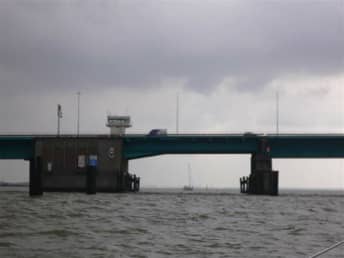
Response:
[34,137,135,192]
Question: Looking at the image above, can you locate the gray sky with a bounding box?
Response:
[0,0,344,189]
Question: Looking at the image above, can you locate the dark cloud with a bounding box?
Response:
[0,0,343,95]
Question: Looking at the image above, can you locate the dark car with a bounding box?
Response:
[243,132,257,137]
[147,129,167,136]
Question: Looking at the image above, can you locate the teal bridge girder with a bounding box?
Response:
[0,136,34,160]
[123,134,344,160]
[1,134,344,160]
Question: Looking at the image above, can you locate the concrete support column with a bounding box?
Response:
[240,139,278,196]
[251,153,272,171]
[86,165,97,194]
[118,159,129,192]
[29,157,43,196]
[248,153,278,195]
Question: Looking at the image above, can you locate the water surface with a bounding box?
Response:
[0,188,343,257]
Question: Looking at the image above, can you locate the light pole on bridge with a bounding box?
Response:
[57,104,62,136]
[77,91,81,136]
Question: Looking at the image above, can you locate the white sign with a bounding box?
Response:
[78,155,86,168]
[47,162,52,172]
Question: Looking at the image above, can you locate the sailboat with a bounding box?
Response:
[183,163,193,191]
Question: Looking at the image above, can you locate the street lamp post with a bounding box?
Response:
[57,104,62,136]
[276,91,279,135]
[176,93,179,134]
[77,92,80,136]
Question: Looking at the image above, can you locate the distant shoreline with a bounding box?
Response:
[0,182,28,187]
[0,184,342,192]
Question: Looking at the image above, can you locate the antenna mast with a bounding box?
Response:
[188,163,192,187]
[57,104,62,136]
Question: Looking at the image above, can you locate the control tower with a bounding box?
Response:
[106,115,131,135]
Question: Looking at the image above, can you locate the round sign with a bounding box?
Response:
[108,147,115,159]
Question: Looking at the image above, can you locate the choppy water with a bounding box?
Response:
[0,188,343,258]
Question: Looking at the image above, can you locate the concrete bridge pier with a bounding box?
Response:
[29,157,43,196]
[248,153,278,195]
[240,140,279,196]
[86,165,97,194]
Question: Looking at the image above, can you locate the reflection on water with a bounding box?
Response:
[0,187,343,257]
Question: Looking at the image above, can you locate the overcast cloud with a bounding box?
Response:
[0,0,343,94]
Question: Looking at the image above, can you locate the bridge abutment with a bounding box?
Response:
[32,137,139,195]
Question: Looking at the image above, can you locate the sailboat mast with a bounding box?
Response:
[188,163,191,187]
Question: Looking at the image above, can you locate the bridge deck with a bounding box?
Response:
[1,134,344,160]
[0,136,34,160]
[123,134,344,159]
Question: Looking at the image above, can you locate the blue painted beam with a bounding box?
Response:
[268,135,344,158]
[123,135,260,159]
[124,135,258,159]
[1,134,344,161]
[0,137,34,160]
[123,134,344,160]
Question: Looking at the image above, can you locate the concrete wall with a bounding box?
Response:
[35,137,128,192]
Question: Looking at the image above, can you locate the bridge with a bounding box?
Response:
[1,133,344,196]
[2,133,344,159]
